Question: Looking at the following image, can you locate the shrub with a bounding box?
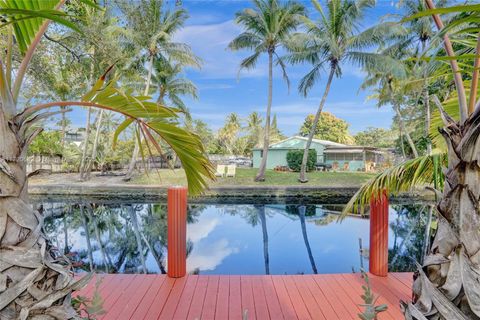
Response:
[286,149,317,172]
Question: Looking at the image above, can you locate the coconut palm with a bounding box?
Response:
[344,3,480,318]
[360,60,419,157]
[0,1,213,318]
[228,0,305,181]
[152,59,198,117]
[119,0,201,180]
[289,0,404,182]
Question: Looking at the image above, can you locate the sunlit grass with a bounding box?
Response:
[132,168,375,188]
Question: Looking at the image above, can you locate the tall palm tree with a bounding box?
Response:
[0,1,213,318]
[360,61,419,157]
[344,3,480,318]
[229,0,305,181]
[119,0,201,180]
[152,59,198,117]
[289,0,400,182]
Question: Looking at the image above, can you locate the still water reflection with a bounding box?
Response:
[39,201,433,275]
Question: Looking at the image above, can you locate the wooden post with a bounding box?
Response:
[167,186,187,278]
[369,190,389,277]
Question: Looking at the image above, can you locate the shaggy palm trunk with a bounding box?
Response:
[403,110,480,319]
[255,51,273,182]
[299,66,335,182]
[0,114,86,318]
[80,205,94,271]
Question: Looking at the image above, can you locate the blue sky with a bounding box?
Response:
[67,0,400,136]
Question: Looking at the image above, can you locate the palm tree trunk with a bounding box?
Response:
[79,107,92,180]
[128,206,147,274]
[422,41,432,156]
[0,113,84,318]
[255,51,273,182]
[393,104,419,158]
[61,108,67,149]
[299,66,336,182]
[421,205,433,264]
[257,205,270,275]
[63,210,69,255]
[299,206,318,274]
[87,205,110,273]
[405,110,480,319]
[85,109,104,180]
[124,55,154,180]
[80,205,95,271]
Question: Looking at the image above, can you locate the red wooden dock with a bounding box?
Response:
[77,273,412,320]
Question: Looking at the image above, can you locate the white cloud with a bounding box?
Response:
[187,238,239,272]
[175,20,267,79]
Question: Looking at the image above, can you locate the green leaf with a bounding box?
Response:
[404,4,480,21]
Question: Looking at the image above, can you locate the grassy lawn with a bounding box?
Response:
[131,168,376,188]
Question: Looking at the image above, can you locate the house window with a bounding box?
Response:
[260,150,263,158]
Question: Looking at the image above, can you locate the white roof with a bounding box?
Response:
[269,135,345,148]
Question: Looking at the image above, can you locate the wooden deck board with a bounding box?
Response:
[77,272,413,320]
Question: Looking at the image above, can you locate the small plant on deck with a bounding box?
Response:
[358,271,388,320]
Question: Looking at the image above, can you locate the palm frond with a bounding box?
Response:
[20,70,215,195]
[342,153,446,217]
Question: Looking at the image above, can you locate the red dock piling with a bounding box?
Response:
[369,190,389,277]
[167,186,187,278]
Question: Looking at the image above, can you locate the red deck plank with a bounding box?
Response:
[228,275,243,320]
[104,274,154,320]
[187,275,209,320]
[271,275,298,320]
[215,276,230,320]
[312,275,353,319]
[144,277,176,319]
[201,275,220,320]
[159,276,189,320]
[293,275,326,320]
[302,274,338,320]
[282,275,312,320]
[240,276,256,320]
[173,276,199,320]
[129,275,167,319]
[251,276,270,320]
[76,273,413,320]
[261,276,284,320]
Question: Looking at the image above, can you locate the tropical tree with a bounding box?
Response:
[152,59,198,117]
[288,0,401,182]
[118,0,201,180]
[344,3,480,319]
[229,0,305,181]
[299,112,355,144]
[0,1,213,318]
[354,127,396,148]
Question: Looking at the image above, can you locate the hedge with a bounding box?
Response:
[286,149,317,172]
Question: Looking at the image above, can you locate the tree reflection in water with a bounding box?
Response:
[41,201,432,274]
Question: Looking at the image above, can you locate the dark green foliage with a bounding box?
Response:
[286,149,317,171]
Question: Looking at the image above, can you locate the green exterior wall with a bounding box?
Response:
[252,149,290,169]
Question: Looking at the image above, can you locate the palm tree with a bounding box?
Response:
[152,59,198,118]
[0,1,214,318]
[289,0,399,182]
[344,3,480,318]
[119,0,201,180]
[360,61,419,157]
[229,0,305,181]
